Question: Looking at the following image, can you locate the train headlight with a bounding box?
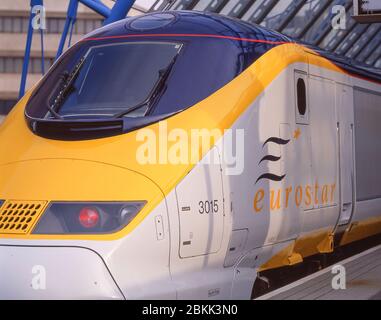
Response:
[119,204,140,226]
[32,201,146,234]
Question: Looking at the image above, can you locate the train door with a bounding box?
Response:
[277,71,314,241]
[175,146,225,258]
[335,83,355,227]
[167,146,229,299]
[303,76,339,233]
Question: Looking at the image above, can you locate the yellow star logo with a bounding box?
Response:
[294,128,301,140]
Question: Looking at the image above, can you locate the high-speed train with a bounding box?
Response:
[1,11,381,300]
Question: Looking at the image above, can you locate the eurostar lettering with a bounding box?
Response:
[253,182,336,213]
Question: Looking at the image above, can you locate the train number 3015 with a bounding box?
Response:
[198,200,219,214]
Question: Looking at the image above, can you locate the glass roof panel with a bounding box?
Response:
[319,8,357,51]
[335,23,370,56]
[301,0,346,44]
[220,0,254,18]
[375,57,381,68]
[193,0,215,11]
[281,0,326,38]
[172,0,194,11]
[356,29,381,63]
[260,0,294,30]
[241,0,266,22]
[195,0,232,13]
[366,44,381,65]
[345,24,381,59]
[153,0,381,68]
[241,0,278,24]
[150,0,167,11]
[219,0,239,15]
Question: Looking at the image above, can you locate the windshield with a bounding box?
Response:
[25,34,255,140]
[47,42,182,119]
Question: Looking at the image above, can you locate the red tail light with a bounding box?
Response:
[33,201,146,234]
[79,207,100,228]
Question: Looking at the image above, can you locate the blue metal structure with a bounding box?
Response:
[19,0,136,98]
[55,0,79,60]
[104,0,136,24]
[19,0,44,99]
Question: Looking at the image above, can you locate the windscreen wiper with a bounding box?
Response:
[46,71,69,119]
[114,54,179,119]
[48,56,87,118]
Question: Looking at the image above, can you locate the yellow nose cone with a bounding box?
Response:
[0,159,164,240]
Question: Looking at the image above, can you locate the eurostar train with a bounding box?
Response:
[1,11,381,300]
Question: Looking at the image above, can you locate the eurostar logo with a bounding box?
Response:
[253,182,337,213]
[255,128,302,184]
[255,136,290,184]
[253,128,336,213]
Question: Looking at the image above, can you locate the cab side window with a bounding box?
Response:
[295,72,309,124]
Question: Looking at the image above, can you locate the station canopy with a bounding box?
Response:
[149,0,381,69]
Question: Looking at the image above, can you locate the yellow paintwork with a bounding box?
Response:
[341,216,381,246]
[0,200,47,234]
[259,228,333,271]
[0,159,163,240]
[295,229,334,257]
[258,243,296,272]
[0,42,377,246]
[317,232,334,254]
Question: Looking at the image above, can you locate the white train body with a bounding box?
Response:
[0,12,381,299]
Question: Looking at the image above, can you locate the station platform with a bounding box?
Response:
[256,244,381,300]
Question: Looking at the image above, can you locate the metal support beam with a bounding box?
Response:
[79,0,111,17]
[277,0,307,32]
[56,0,136,58]
[170,0,198,11]
[236,0,255,19]
[19,0,137,99]
[329,21,358,52]
[19,0,44,99]
[56,0,78,59]
[252,0,278,25]
[39,28,45,75]
[206,0,230,14]
[150,0,175,12]
[338,24,371,56]
[187,0,200,11]
[297,0,332,39]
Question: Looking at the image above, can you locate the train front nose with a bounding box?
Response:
[0,245,124,300]
[0,158,165,299]
[0,158,163,207]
